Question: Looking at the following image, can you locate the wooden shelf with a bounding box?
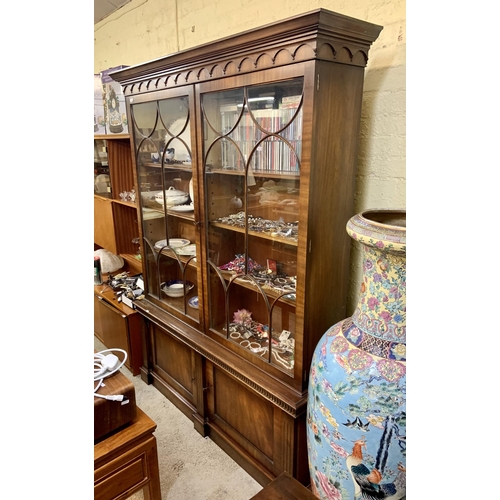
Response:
[114,199,138,208]
[218,269,296,306]
[210,221,298,246]
[207,168,300,180]
[140,162,193,171]
[94,135,142,276]
[95,133,130,140]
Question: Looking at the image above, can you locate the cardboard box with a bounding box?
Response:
[101,65,129,134]
[94,365,137,441]
[94,74,106,135]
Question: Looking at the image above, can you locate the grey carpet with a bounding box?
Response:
[95,337,263,499]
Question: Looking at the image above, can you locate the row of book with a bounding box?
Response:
[221,107,303,139]
[220,137,301,172]
[218,107,302,172]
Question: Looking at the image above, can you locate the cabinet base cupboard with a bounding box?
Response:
[111,9,382,486]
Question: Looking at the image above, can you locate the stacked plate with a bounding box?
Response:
[175,244,196,256]
[154,238,190,251]
[169,204,194,212]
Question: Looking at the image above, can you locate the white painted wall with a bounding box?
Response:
[94,0,406,315]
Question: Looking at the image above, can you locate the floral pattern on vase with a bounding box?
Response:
[307,209,406,500]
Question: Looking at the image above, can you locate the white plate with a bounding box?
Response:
[189,178,194,202]
[188,296,199,309]
[169,203,194,213]
[175,244,196,256]
[154,238,190,249]
[166,118,191,162]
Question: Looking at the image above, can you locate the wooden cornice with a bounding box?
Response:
[110,8,382,96]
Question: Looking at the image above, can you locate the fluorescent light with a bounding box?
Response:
[237,97,275,108]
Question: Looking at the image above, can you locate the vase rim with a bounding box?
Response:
[347,209,406,252]
[358,209,406,230]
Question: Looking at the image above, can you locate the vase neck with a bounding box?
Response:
[352,245,406,343]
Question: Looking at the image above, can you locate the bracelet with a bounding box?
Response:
[249,342,261,352]
[272,350,294,369]
[230,331,241,339]
[240,340,250,348]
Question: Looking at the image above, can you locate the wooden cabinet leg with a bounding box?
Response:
[144,437,162,500]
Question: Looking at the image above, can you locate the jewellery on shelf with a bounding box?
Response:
[249,342,261,352]
[213,214,298,242]
[219,255,263,274]
[280,338,295,352]
[230,331,241,339]
[272,350,294,369]
[240,340,250,348]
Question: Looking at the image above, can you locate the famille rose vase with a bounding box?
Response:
[306,209,406,500]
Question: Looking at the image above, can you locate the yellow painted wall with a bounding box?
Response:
[94,0,406,315]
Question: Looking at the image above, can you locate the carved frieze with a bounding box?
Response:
[111,9,381,96]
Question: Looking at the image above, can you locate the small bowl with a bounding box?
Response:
[161,280,194,298]
[155,186,189,206]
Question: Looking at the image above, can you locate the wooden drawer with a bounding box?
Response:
[94,444,150,500]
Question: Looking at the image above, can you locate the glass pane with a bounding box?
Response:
[132,95,199,323]
[131,101,158,136]
[202,77,303,375]
[202,88,245,136]
[159,99,192,164]
[247,79,303,133]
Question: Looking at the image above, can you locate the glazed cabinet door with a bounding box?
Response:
[197,69,306,387]
[129,88,202,329]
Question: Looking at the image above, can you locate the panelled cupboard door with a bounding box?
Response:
[204,360,309,485]
[149,322,197,406]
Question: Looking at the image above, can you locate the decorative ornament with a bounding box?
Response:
[307,209,406,500]
[233,309,252,326]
